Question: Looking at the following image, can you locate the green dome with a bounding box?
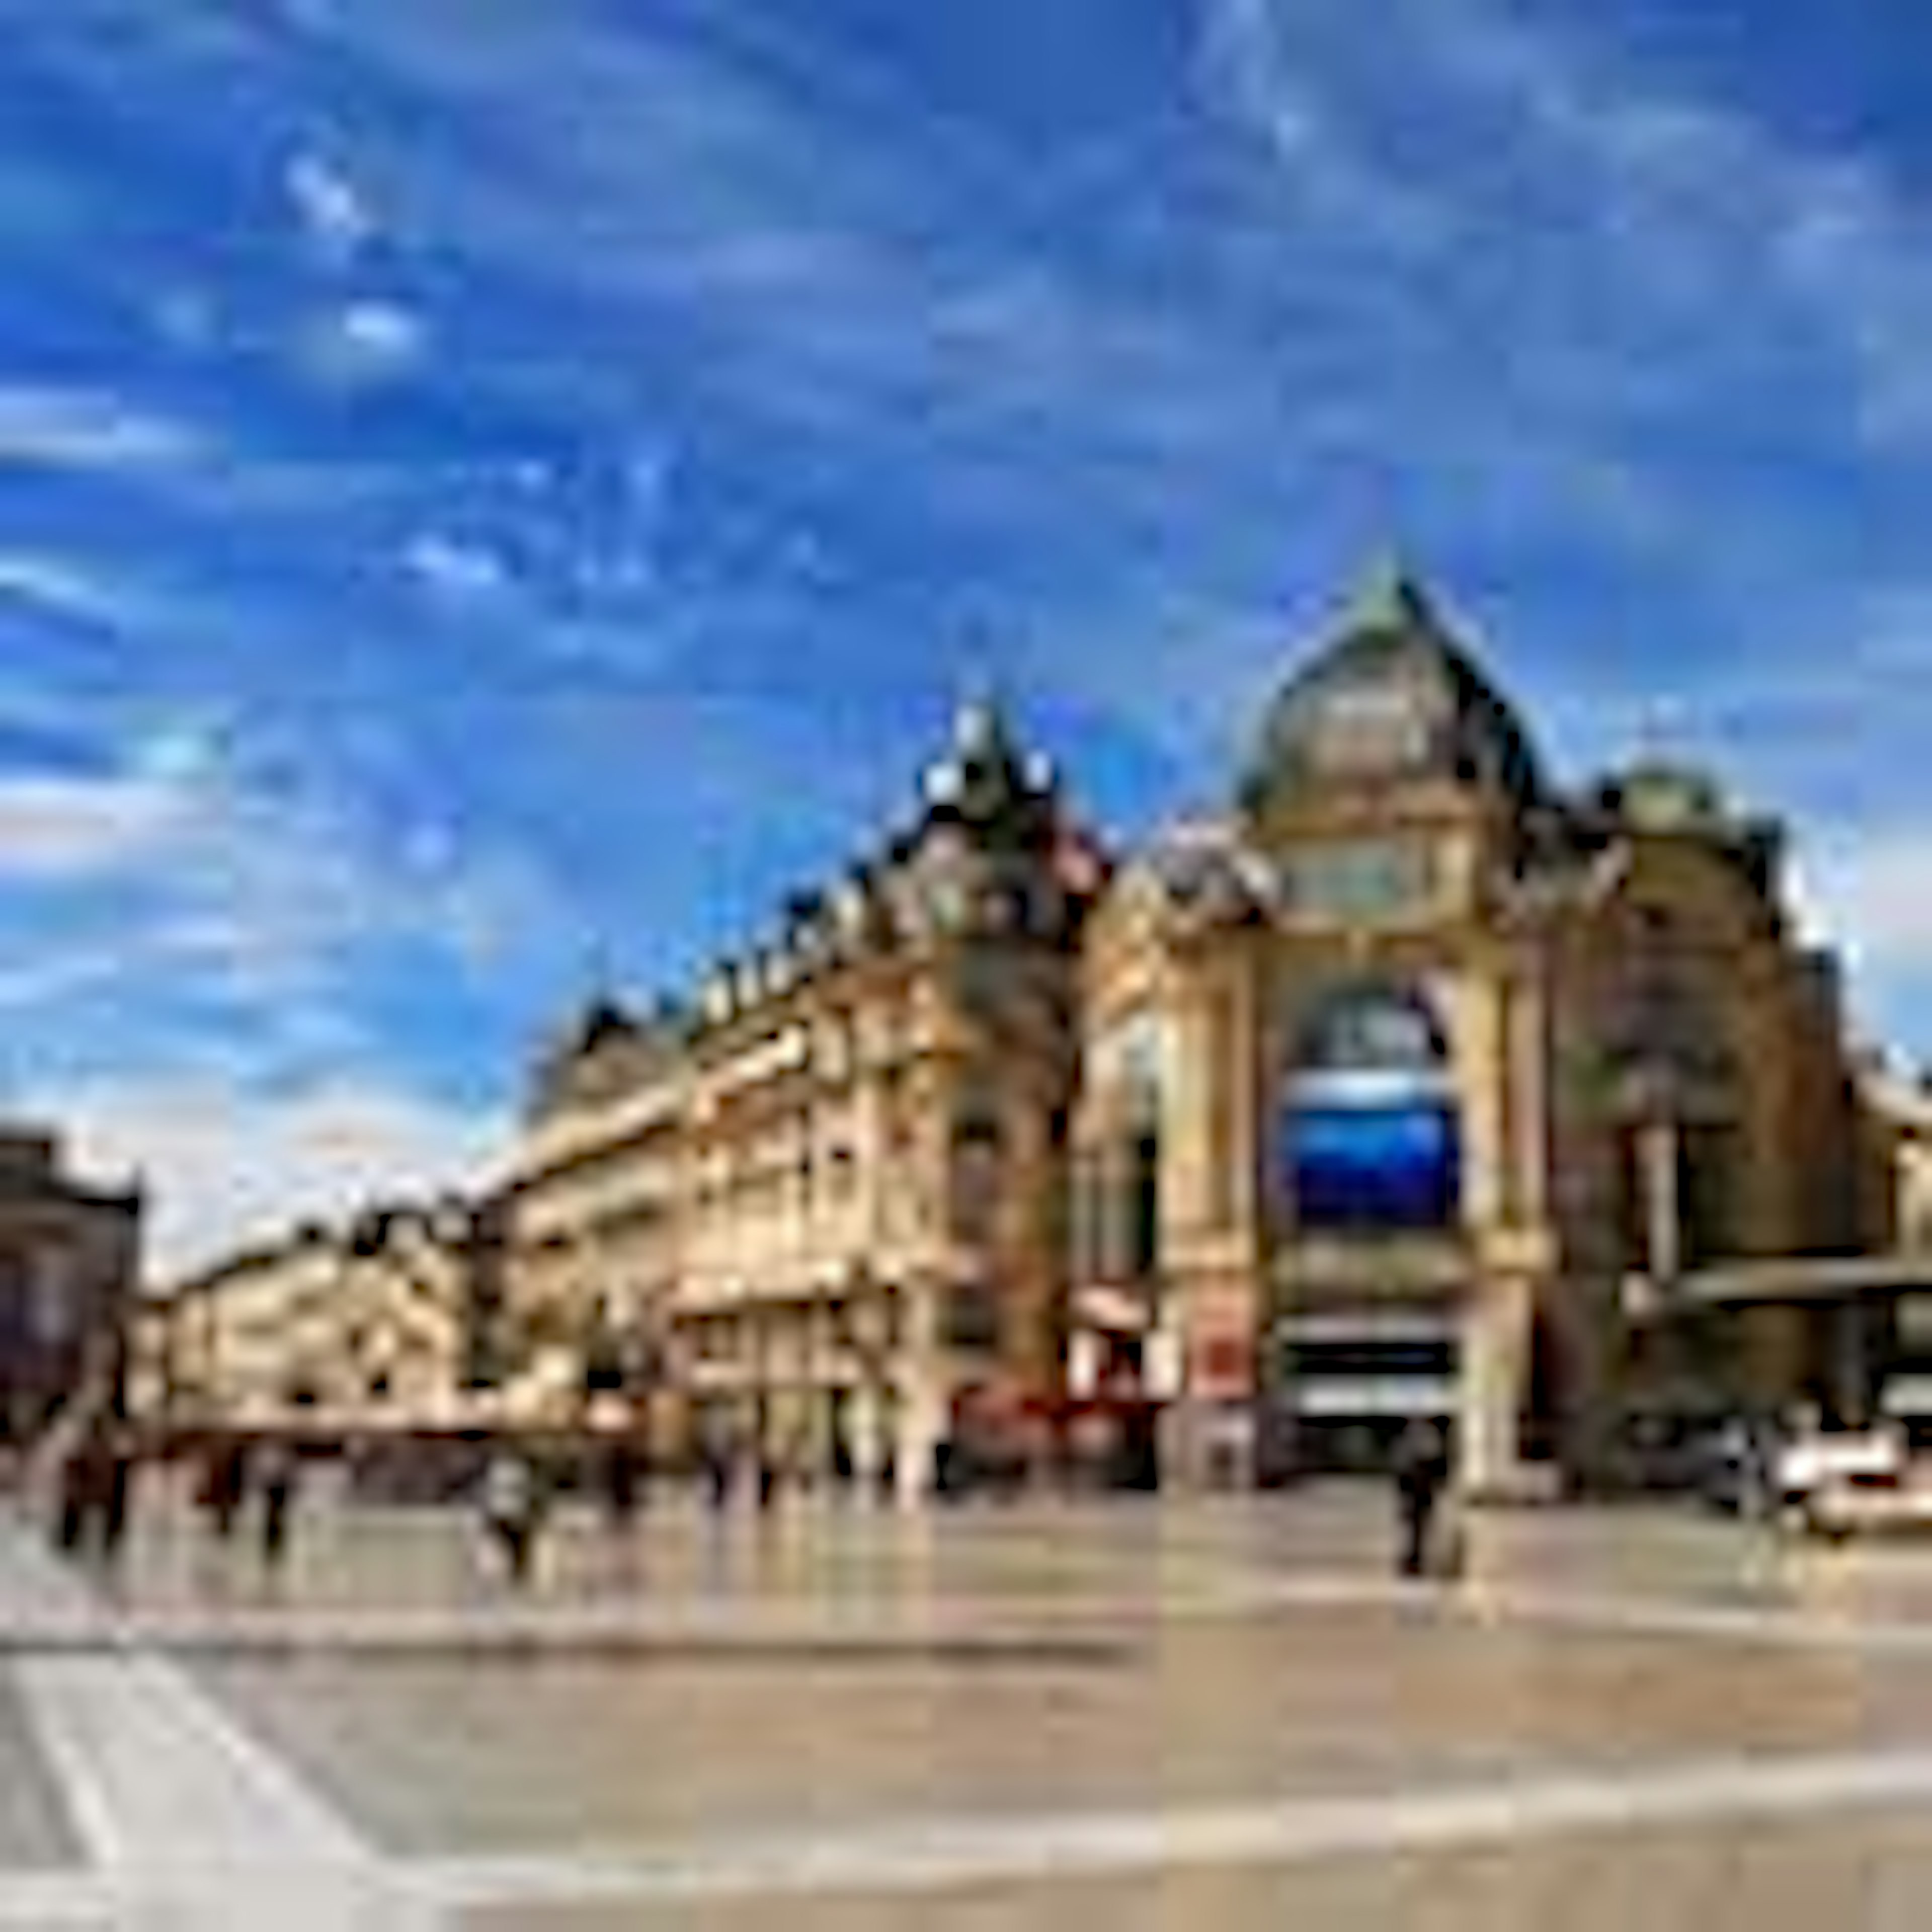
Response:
[1244,564,1546,813]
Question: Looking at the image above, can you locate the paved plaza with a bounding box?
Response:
[10,1486,1932,1924]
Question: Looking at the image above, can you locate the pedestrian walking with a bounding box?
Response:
[480,1441,545,1587]
[99,1426,135,1572]
[602,1433,639,1533]
[202,1437,248,1541]
[53,1432,95,1558]
[1393,1417,1452,1578]
[255,1437,299,1572]
[698,1409,736,1513]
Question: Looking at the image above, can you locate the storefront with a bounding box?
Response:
[1273,1306,1459,1471]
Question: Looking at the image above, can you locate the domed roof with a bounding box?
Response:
[1610,755,1727,832]
[1243,562,1546,814]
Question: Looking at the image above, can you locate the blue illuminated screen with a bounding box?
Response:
[1288,1098,1460,1230]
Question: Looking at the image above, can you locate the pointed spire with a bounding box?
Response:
[1631,693,1691,768]
[1348,547,1438,635]
[951,668,1013,762]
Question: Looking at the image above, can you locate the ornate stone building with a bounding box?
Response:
[1070,568,1881,1493]
[495,698,1103,1497]
[151,1197,491,1437]
[0,1128,141,1440]
[149,567,1932,1496]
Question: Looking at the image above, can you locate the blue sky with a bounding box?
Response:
[5,0,1932,1269]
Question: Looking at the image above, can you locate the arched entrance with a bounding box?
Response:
[1272,980,1466,1475]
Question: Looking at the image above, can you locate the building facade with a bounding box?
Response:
[1070,569,1879,1494]
[151,1197,489,1438]
[0,1128,141,1441]
[495,699,1101,1498]
[151,568,1932,1495]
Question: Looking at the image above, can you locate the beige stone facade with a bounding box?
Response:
[150,1198,485,1436]
[144,569,1932,1495]
[494,700,1098,1496]
[1070,570,1882,1494]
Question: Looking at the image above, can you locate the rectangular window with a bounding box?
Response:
[1279,838,1435,921]
[1130,1132,1160,1278]
[944,1282,1001,1353]
[1679,1124,1735,1270]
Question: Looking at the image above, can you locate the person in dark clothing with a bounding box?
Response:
[602,1435,639,1532]
[255,1439,298,1570]
[99,1428,134,1570]
[54,1437,93,1557]
[698,1410,736,1513]
[205,1438,248,1541]
[1393,1419,1452,1578]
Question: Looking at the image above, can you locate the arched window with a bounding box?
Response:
[1283,983,1461,1231]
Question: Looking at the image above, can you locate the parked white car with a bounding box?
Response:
[1773,1425,1922,1538]
[1775,1427,1905,1508]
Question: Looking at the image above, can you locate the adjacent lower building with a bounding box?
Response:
[151,1197,491,1438]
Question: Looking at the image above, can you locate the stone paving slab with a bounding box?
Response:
[0,1674,77,1871]
[446,1806,1932,1932]
[182,1598,1932,1861]
[21,1489,1932,1923]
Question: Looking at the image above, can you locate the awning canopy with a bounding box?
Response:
[1658,1253,1932,1309]
[1072,1285,1153,1335]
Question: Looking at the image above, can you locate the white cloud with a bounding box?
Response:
[0,382,206,471]
[0,711,566,1044]
[1194,0,1443,248]
[43,1070,506,1280]
[1794,829,1932,982]
[0,772,197,878]
[401,530,515,605]
[0,552,141,628]
[298,297,431,389]
[284,149,378,265]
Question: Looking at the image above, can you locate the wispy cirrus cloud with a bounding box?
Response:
[9,0,1932,1255]
[0,380,209,472]
[0,551,144,629]
[283,148,379,266]
[47,1067,505,1278]
[0,770,197,877]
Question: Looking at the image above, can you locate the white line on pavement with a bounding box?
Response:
[0,1525,432,1930]
[412,1743,1932,1911]
[0,1872,110,1925]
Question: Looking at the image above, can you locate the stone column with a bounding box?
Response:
[1461,1271,1533,1502]
[848,1376,884,1493]
[1510,972,1550,1225]
[1640,1119,1680,1283]
[894,1279,945,1506]
[1826,1300,1875,1426]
